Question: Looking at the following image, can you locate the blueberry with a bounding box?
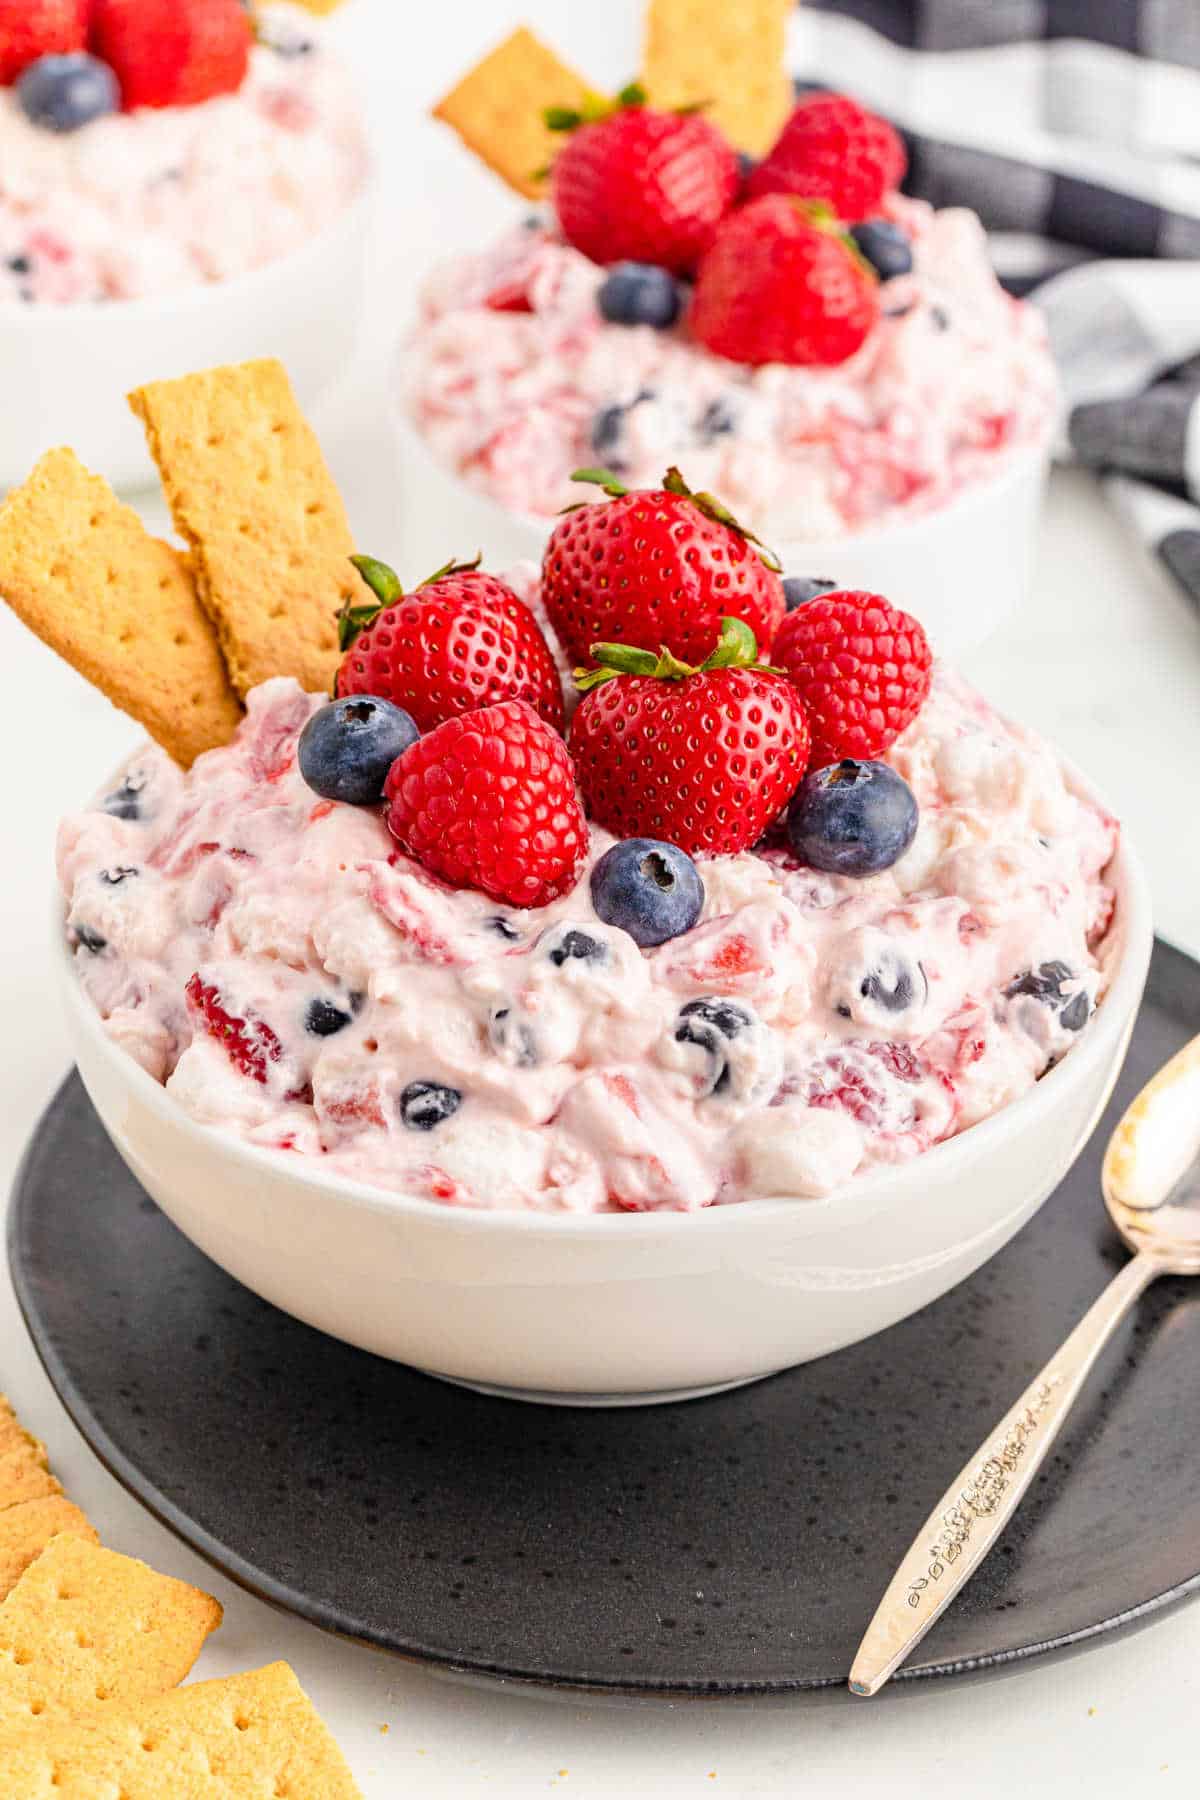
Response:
[782,575,837,612]
[298,696,418,806]
[73,925,106,954]
[930,304,951,331]
[589,387,654,463]
[6,255,31,276]
[488,915,522,942]
[101,771,147,822]
[305,997,353,1037]
[597,262,683,329]
[697,396,738,442]
[17,54,118,133]
[787,760,918,877]
[488,1006,538,1068]
[399,1081,461,1131]
[849,219,913,280]
[99,866,138,886]
[1006,961,1090,1032]
[860,952,925,1015]
[1005,961,1072,1005]
[1060,991,1090,1032]
[675,997,752,1095]
[737,151,757,183]
[544,927,606,968]
[590,839,704,948]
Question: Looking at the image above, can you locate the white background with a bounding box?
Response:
[1,1,1199,1793]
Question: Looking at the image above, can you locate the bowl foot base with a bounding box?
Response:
[423,1370,781,1408]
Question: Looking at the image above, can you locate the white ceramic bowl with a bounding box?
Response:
[393,410,1050,660]
[0,189,373,495]
[58,819,1151,1406]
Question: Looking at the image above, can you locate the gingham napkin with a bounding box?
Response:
[791,0,1200,607]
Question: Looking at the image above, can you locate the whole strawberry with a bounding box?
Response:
[384,700,587,908]
[747,93,906,221]
[542,468,785,671]
[336,555,564,735]
[569,619,809,857]
[0,0,87,85]
[690,196,879,367]
[90,0,251,109]
[548,86,738,275]
[773,590,932,770]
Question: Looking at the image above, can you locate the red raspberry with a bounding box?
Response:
[542,469,785,670]
[384,700,587,909]
[772,590,932,770]
[0,0,87,85]
[689,196,879,368]
[747,93,906,222]
[337,560,564,736]
[550,97,738,274]
[90,0,251,110]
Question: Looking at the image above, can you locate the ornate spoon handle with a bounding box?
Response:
[849,1251,1160,1697]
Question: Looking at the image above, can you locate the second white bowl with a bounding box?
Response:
[393,410,1050,660]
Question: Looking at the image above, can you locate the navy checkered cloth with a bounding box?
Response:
[793,0,1200,604]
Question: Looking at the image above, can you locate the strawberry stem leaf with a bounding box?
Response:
[543,105,583,131]
[616,80,648,107]
[544,88,627,134]
[419,552,483,587]
[570,466,630,498]
[341,554,404,650]
[575,617,778,693]
[660,466,783,572]
[699,616,759,671]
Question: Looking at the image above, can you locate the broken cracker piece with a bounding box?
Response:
[642,0,794,155]
[433,26,601,200]
[130,359,365,700]
[0,1498,98,1603]
[0,1661,363,1798]
[0,449,243,768]
[0,1535,221,1728]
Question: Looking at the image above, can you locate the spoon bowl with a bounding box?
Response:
[1103,1036,1200,1273]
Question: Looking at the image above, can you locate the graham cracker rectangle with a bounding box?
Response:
[0,1535,221,1728]
[433,26,600,199]
[0,449,243,768]
[130,359,365,700]
[0,1661,363,1797]
[642,0,795,154]
[0,1500,98,1602]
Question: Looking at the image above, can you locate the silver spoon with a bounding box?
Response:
[849,1032,1200,1697]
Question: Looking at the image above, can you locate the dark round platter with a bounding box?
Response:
[9,937,1200,1699]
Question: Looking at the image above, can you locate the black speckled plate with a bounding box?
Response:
[9,938,1200,1698]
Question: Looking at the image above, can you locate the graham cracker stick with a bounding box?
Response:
[433,26,602,199]
[0,449,243,768]
[130,359,366,699]
[642,0,795,154]
[0,1535,221,1729]
[0,1662,363,1797]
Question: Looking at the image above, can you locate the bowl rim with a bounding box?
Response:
[57,780,1154,1242]
[0,178,374,326]
[392,376,1054,559]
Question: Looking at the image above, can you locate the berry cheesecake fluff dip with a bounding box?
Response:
[406,89,1056,541]
[0,0,367,304]
[58,475,1118,1215]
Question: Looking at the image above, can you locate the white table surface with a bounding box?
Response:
[2,2,1200,1793]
